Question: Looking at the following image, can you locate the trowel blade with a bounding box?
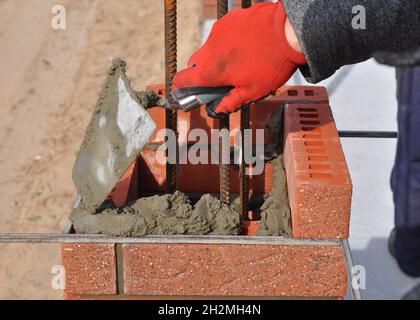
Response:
[72,59,156,211]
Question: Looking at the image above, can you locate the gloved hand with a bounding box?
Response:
[172,1,307,118]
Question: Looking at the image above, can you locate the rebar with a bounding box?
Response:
[217,0,231,204]
[164,0,178,193]
[239,0,252,219]
[219,120,231,204]
[338,131,398,139]
[241,0,252,9]
[217,0,228,19]
[240,108,250,218]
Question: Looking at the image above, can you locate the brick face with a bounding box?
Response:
[284,104,352,239]
[275,86,329,104]
[122,243,347,298]
[139,149,273,195]
[62,242,347,299]
[62,85,351,299]
[61,244,117,296]
[107,161,139,207]
[138,87,292,196]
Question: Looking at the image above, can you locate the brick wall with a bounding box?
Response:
[62,85,352,299]
[62,241,347,299]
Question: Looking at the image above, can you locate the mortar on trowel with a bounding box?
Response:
[72,59,166,213]
[71,59,291,237]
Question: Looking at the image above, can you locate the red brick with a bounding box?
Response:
[122,243,347,298]
[241,220,260,236]
[107,161,138,207]
[276,86,329,104]
[138,149,272,195]
[146,84,328,146]
[138,149,166,193]
[63,85,351,300]
[61,244,117,296]
[229,97,282,145]
[140,86,335,200]
[284,103,352,239]
[146,84,219,144]
[147,103,221,145]
[146,84,165,97]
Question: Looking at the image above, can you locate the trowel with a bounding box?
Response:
[72,59,172,211]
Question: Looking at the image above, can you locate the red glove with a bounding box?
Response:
[172,1,306,118]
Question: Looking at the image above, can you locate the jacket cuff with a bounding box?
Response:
[281,0,333,83]
[281,0,373,83]
[278,1,307,66]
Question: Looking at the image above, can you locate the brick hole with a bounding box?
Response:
[301,120,320,126]
[304,90,315,96]
[288,89,298,96]
[302,127,321,132]
[300,113,319,119]
[304,141,324,147]
[308,155,329,161]
[310,172,333,179]
[306,148,327,154]
[303,134,322,139]
[298,107,317,112]
[309,164,331,170]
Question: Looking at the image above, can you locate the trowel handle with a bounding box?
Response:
[172,86,233,113]
[177,93,225,112]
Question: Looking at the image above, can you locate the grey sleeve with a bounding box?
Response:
[281,0,420,83]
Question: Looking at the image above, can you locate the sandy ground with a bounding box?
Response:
[0,0,201,299]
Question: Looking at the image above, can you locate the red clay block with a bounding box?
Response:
[107,161,138,207]
[230,97,284,146]
[146,84,327,146]
[284,103,352,239]
[61,244,117,296]
[241,220,260,236]
[122,243,347,298]
[146,107,166,144]
[230,87,328,145]
[178,107,219,144]
[137,149,272,195]
[146,84,165,97]
[276,86,329,104]
[147,102,218,144]
[146,84,218,144]
[138,149,166,192]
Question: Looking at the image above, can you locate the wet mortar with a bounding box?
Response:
[256,155,292,236]
[71,61,291,237]
[257,107,292,236]
[71,192,241,236]
[72,59,161,213]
